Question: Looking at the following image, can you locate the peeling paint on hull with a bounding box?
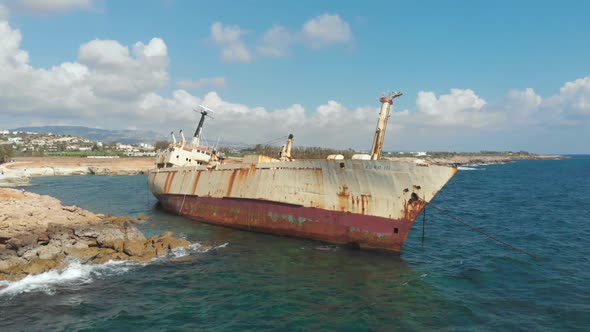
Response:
[149,158,456,252]
[157,194,420,252]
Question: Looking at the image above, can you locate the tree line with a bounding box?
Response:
[153,140,358,160]
[0,144,14,164]
[254,144,357,159]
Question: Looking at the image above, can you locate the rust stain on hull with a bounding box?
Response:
[149,159,457,252]
[158,194,413,252]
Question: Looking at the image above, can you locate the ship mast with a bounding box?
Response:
[191,105,214,148]
[370,92,403,160]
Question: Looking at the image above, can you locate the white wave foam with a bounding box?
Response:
[1,242,230,296]
[457,166,483,171]
[0,260,135,297]
[215,242,229,249]
[171,242,229,258]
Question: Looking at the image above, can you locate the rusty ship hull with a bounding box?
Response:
[149,157,456,252]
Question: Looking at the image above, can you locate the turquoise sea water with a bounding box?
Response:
[1,156,589,331]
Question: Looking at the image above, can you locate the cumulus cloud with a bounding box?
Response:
[7,0,94,13]
[0,19,588,152]
[495,88,543,125]
[549,76,590,122]
[177,77,226,90]
[301,14,352,48]
[0,19,168,122]
[210,22,251,63]
[257,14,353,57]
[413,89,504,128]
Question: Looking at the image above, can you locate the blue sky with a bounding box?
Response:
[0,0,589,153]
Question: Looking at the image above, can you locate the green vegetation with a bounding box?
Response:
[154,140,171,151]
[249,144,358,159]
[44,151,127,157]
[0,144,15,163]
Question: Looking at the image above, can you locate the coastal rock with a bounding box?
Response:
[100,239,124,252]
[135,250,157,262]
[153,241,169,256]
[0,255,26,274]
[123,223,146,242]
[92,251,129,264]
[22,257,64,275]
[0,187,198,282]
[166,238,192,250]
[67,247,103,264]
[6,234,38,250]
[37,244,63,260]
[96,227,126,246]
[150,231,174,242]
[37,232,50,245]
[123,240,145,257]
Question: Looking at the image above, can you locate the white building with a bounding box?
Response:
[116,143,134,151]
[139,143,155,151]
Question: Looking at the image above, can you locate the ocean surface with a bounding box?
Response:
[1,156,589,331]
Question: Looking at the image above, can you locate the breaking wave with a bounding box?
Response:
[0,260,136,297]
[457,166,484,171]
[0,242,229,297]
[170,242,229,258]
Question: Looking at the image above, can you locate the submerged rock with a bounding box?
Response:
[0,188,193,282]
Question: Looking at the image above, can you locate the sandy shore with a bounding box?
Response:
[0,188,199,283]
[0,157,154,187]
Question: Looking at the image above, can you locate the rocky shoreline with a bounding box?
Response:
[0,188,196,284]
[0,157,153,187]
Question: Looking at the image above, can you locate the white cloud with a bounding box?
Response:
[211,21,244,44]
[256,14,353,57]
[258,25,292,57]
[0,19,588,153]
[496,88,543,124]
[413,89,504,128]
[553,76,590,120]
[0,21,29,68]
[210,22,251,63]
[0,20,168,121]
[177,77,226,90]
[10,0,94,13]
[79,39,132,68]
[220,43,251,63]
[301,14,352,48]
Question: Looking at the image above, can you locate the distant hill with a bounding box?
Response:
[11,126,166,144]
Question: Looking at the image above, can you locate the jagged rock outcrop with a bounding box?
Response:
[0,188,194,283]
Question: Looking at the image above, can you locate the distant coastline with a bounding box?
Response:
[0,156,154,187]
[385,153,567,167]
[0,153,569,187]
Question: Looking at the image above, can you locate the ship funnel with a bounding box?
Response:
[370,92,402,160]
[170,131,177,146]
[180,129,186,147]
